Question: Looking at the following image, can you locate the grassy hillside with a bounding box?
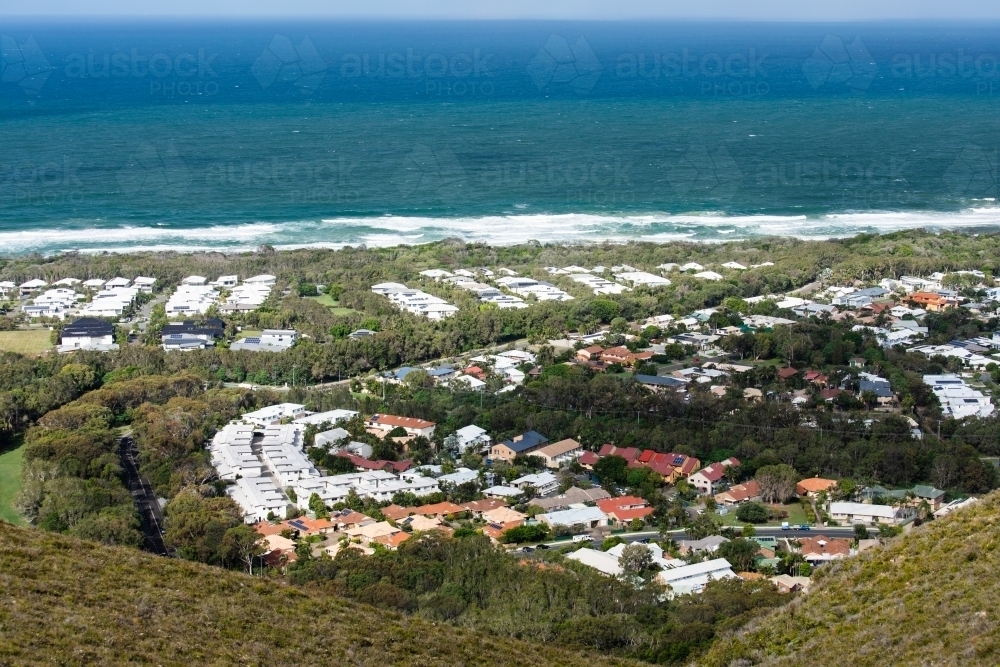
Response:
[0,438,24,525]
[0,522,641,667]
[701,494,1000,667]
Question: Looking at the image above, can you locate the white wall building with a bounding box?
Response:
[923,374,995,419]
[242,403,308,427]
[229,476,289,523]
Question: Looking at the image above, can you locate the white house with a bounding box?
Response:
[242,403,307,428]
[538,506,608,529]
[828,501,906,525]
[293,409,359,426]
[57,318,119,353]
[657,558,736,596]
[133,276,157,293]
[229,476,289,523]
[452,424,490,453]
[244,274,277,286]
[511,471,559,495]
[230,329,299,352]
[181,275,208,286]
[687,457,740,496]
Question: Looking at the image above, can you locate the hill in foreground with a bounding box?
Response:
[0,522,641,667]
[701,493,1000,667]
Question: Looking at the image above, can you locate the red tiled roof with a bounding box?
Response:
[462,498,508,513]
[381,504,414,521]
[800,535,851,557]
[596,495,648,512]
[578,451,600,466]
[719,480,761,502]
[777,367,799,379]
[368,414,435,430]
[415,501,465,517]
[694,457,740,482]
[637,449,656,463]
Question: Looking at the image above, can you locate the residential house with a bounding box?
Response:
[461,498,508,518]
[530,486,611,511]
[678,535,730,555]
[241,403,307,427]
[533,438,583,469]
[911,485,946,511]
[481,485,525,500]
[510,471,559,496]
[635,374,687,391]
[595,495,654,524]
[828,501,909,525]
[489,430,549,462]
[230,329,299,352]
[57,318,119,353]
[451,424,490,453]
[688,457,740,495]
[538,506,608,530]
[796,477,837,497]
[770,575,811,593]
[715,480,761,506]
[657,558,737,596]
[908,292,953,311]
[799,535,852,563]
[347,521,410,549]
[366,414,436,438]
[576,345,604,362]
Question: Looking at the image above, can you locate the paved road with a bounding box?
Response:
[519,524,873,551]
[118,436,169,556]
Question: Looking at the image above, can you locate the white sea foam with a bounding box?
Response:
[3,209,1000,255]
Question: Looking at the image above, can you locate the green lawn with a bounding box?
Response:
[0,329,53,356]
[306,294,358,316]
[782,503,809,525]
[0,437,25,525]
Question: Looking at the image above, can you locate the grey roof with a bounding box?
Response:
[530,486,611,510]
[501,430,549,454]
[635,374,686,387]
[679,535,730,551]
[859,380,893,397]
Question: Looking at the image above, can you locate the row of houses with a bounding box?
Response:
[371,282,459,320]
[0,276,156,299]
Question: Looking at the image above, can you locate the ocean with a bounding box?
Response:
[1,20,999,254]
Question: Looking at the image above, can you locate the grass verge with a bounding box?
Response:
[0,436,25,525]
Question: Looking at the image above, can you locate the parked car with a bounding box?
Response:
[572,535,592,543]
[521,546,535,553]
[781,521,790,530]
[536,543,549,550]
[798,524,810,530]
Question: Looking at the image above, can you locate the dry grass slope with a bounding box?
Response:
[701,493,1000,667]
[0,523,643,667]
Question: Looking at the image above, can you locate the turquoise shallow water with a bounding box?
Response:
[1,21,999,253]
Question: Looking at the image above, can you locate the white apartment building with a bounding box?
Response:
[229,476,289,523]
[133,276,157,293]
[165,284,219,315]
[80,286,140,318]
[569,273,630,295]
[923,374,995,419]
[291,470,440,510]
[230,329,298,352]
[293,409,359,426]
[613,271,672,288]
[242,403,308,427]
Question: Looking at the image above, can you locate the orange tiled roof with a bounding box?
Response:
[796,477,838,494]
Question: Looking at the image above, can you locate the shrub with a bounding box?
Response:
[736,502,769,524]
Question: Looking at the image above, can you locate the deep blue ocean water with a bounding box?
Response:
[1,21,999,254]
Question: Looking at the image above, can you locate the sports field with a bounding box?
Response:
[0,330,53,356]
